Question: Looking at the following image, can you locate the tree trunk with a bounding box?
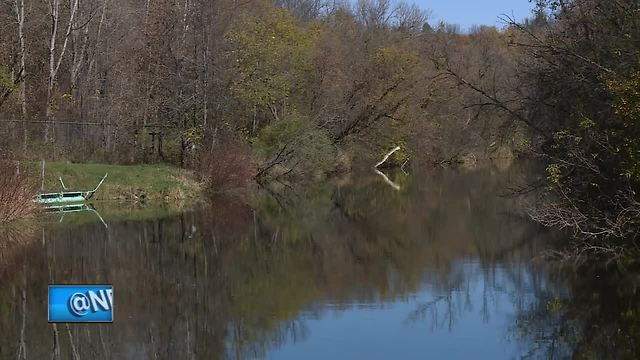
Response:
[15,0,27,151]
[45,0,59,143]
[45,0,80,143]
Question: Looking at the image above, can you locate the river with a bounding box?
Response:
[0,163,637,359]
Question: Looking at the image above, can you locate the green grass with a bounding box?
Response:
[34,162,202,202]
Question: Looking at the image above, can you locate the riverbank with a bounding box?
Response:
[39,162,202,203]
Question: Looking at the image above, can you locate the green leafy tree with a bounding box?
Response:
[609,70,640,179]
[226,8,316,132]
[516,0,640,256]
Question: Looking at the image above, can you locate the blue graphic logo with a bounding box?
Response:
[48,285,113,323]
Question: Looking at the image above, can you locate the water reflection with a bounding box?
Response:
[0,164,635,359]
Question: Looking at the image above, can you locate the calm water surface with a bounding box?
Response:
[0,164,638,359]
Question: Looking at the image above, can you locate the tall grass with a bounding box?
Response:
[0,156,39,223]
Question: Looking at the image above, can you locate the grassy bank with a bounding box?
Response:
[38,162,202,202]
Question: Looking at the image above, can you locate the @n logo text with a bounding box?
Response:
[49,285,113,323]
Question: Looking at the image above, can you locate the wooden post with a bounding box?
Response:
[149,131,157,162]
[41,159,45,191]
[158,131,164,161]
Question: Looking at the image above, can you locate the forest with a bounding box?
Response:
[0,0,639,265]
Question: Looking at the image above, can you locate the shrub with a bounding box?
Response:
[198,133,256,194]
[0,156,39,223]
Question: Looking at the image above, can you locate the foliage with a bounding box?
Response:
[372,45,418,83]
[609,70,640,179]
[226,8,316,128]
[518,0,640,256]
[0,0,518,176]
[0,66,14,93]
[254,113,335,177]
[0,66,16,108]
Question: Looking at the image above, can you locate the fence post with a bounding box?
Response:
[41,159,45,191]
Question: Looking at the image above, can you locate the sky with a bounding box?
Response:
[414,0,536,30]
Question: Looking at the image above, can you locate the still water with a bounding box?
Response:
[0,164,638,359]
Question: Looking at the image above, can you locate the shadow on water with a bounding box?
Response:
[0,162,638,359]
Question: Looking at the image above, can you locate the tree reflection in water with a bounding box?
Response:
[0,164,637,359]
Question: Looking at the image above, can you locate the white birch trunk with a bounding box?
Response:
[45,0,80,143]
[70,9,91,93]
[87,0,108,77]
[45,0,60,143]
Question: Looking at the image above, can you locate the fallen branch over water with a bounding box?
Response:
[374,169,401,191]
[375,146,401,168]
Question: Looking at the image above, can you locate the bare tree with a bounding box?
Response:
[45,0,80,142]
